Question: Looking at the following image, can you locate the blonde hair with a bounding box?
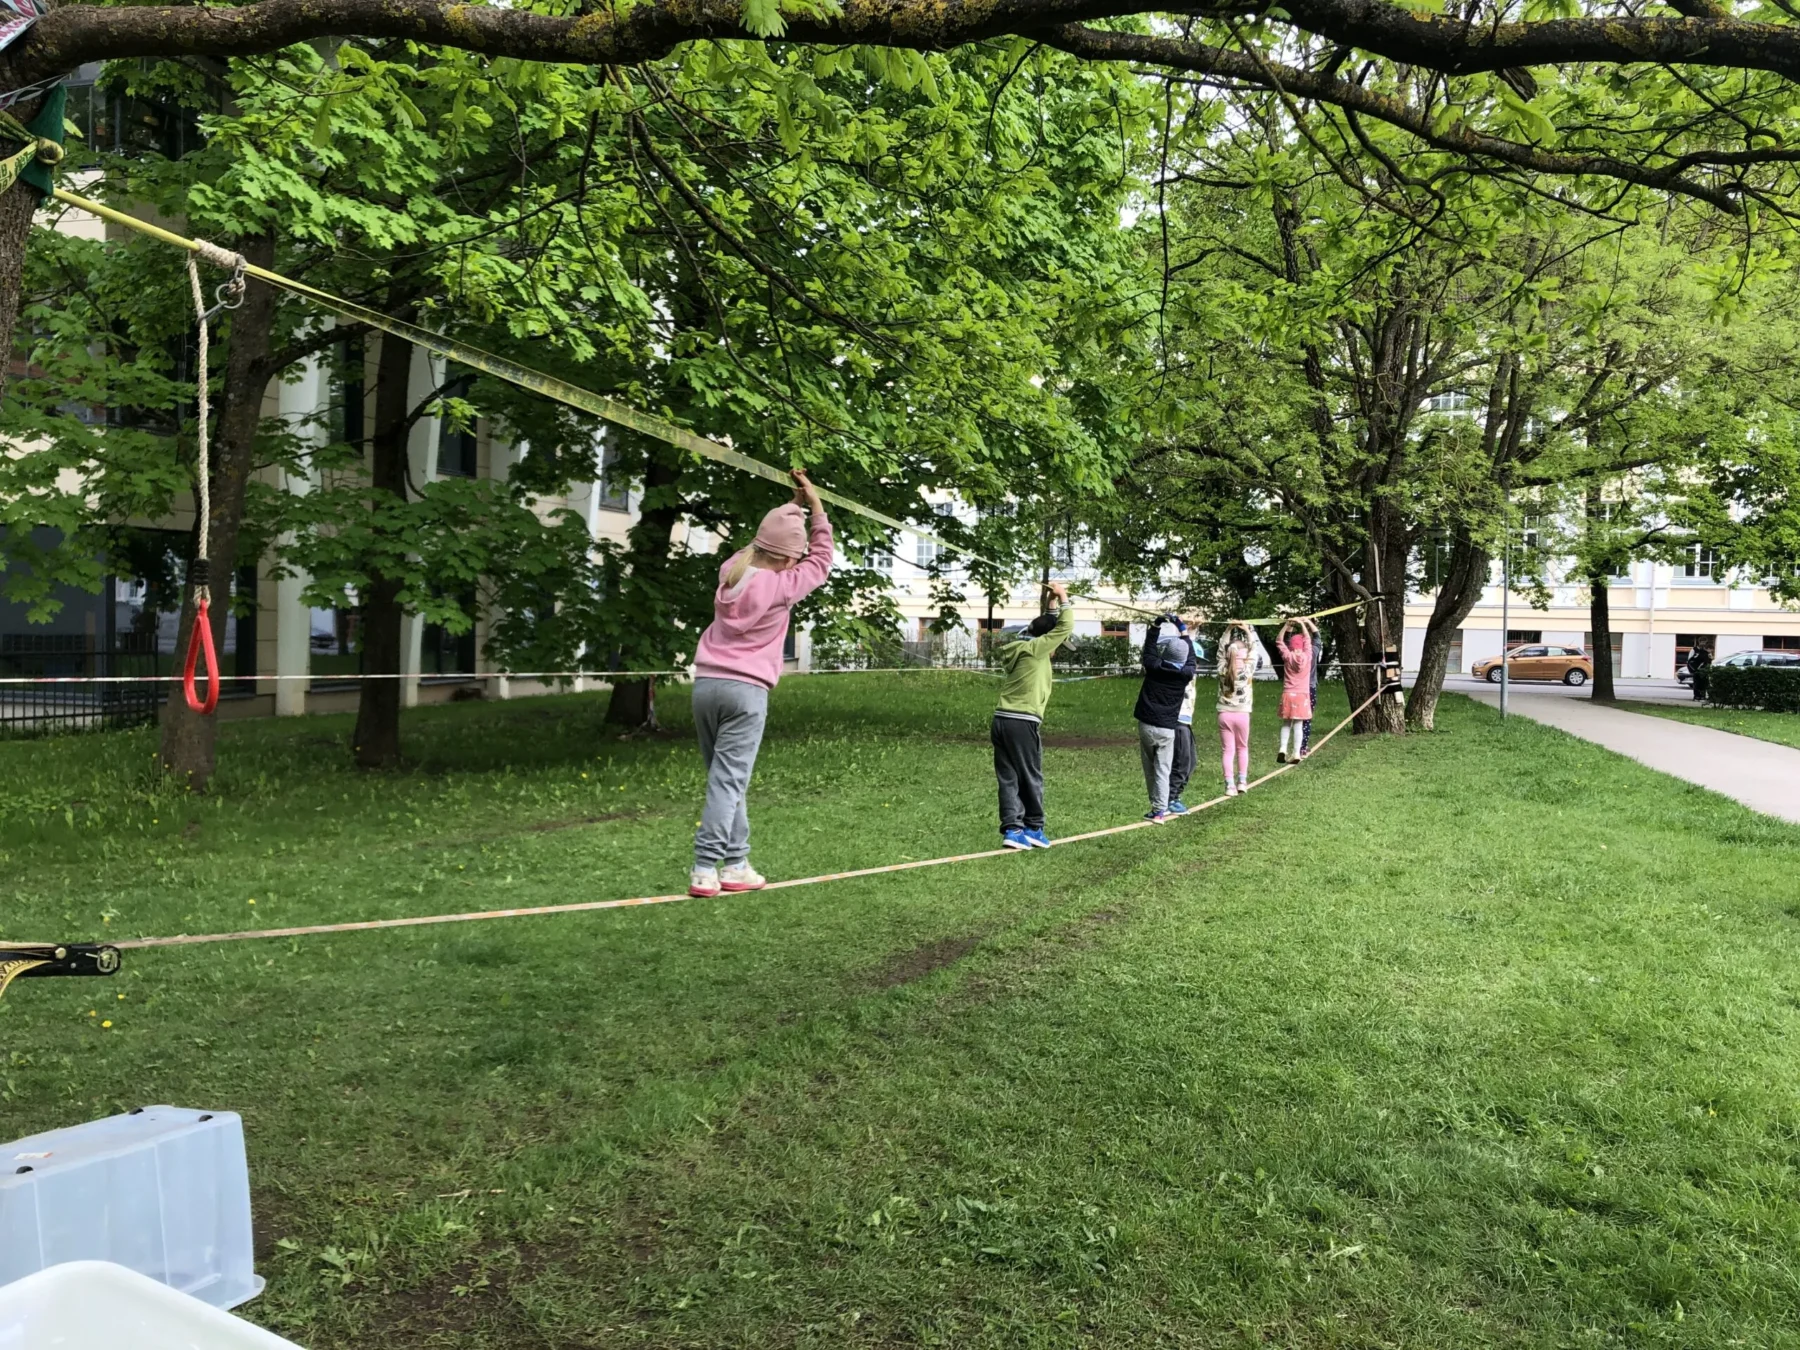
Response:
[723,545,789,589]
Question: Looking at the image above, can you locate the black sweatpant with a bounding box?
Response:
[991,714,1045,833]
[1169,723,1197,801]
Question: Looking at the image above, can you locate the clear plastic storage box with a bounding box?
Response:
[0,1260,301,1349]
[0,1106,262,1309]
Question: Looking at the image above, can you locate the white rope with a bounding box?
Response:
[185,256,210,603]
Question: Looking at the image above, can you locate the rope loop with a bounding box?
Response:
[182,595,220,715]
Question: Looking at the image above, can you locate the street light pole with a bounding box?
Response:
[1500,513,1511,721]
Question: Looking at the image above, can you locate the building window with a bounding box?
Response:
[1765,635,1800,651]
[65,64,202,160]
[596,443,630,511]
[436,372,478,479]
[421,593,478,678]
[1675,634,1714,672]
[310,603,362,686]
[330,336,364,450]
[1101,622,1130,639]
[1583,630,1623,676]
[1520,517,1544,552]
[863,545,892,575]
[1426,392,1473,413]
[1681,545,1719,581]
[915,504,954,571]
[1505,629,1541,645]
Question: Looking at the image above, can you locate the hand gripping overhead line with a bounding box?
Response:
[51,188,998,571]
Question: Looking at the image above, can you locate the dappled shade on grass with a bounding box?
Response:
[2,676,1798,1346]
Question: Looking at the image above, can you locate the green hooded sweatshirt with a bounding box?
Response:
[993,606,1076,721]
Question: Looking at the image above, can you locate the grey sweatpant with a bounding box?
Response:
[692,677,769,867]
[1138,721,1175,811]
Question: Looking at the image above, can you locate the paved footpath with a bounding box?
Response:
[1467,690,1800,826]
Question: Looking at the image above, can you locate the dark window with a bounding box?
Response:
[1675,634,1714,672]
[436,373,478,478]
[65,64,201,160]
[1765,635,1800,651]
[597,444,629,512]
[1505,629,1541,644]
[421,601,478,678]
[330,337,365,450]
[1101,622,1130,639]
[310,603,362,686]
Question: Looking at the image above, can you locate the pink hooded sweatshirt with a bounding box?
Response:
[692,511,834,691]
[1279,631,1314,719]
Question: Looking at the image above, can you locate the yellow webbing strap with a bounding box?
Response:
[0,106,61,197]
[50,187,996,567]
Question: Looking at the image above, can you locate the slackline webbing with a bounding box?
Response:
[49,187,992,569]
[108,690,1382,954]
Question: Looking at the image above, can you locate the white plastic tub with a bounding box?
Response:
[0,1260,302,1349]
[0,1106,261,1308]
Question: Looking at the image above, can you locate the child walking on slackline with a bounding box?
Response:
[992,580,1075,850]
[1134,613,1198,823]
[1276,618,1316,763]
[1216,621,1256,796]
[687,470,833,899]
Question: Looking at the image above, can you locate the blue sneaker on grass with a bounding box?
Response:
[1002,828,1033,850]
[1168,799,1188,814]
[1024,828,1051,849]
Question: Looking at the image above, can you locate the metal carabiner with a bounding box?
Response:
[200,269,247,325]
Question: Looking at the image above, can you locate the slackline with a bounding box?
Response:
[108,690,1382,954]
[50,187,991,569]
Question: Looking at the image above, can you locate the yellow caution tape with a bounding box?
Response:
[51,187,996,567]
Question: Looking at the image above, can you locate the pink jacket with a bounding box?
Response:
[692,511,833,691]
[1279,632,1314,719]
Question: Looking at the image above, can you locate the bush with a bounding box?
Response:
[1708,664,1800,712]
[1053,635,1135,671]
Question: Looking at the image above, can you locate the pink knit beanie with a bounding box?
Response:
[753,503,809,559]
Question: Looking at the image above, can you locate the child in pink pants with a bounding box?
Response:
[1216,623,1255,795]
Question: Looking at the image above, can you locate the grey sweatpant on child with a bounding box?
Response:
[692,677,768,867]
[1138,722,1175,811]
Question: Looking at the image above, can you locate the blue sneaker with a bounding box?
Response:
[1144,808,1173,824]
[1002,829,1032,850]
[1168,799,1188,815]
[1024,828,1051,849]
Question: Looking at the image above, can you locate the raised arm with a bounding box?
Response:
[772,470,834,604]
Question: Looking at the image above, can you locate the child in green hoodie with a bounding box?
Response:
[992,580,1076,850]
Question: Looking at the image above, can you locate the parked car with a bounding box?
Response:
[1682,648,1800,684]
[1471,644,1594,686]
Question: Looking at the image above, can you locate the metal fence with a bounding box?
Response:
[0,637,168,737]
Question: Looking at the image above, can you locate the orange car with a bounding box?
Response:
[1471,644,1595,687]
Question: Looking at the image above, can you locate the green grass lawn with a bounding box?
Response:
[4,675,1800,1348]
[1629,702,1800,751]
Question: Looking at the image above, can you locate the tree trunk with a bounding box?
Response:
[602,447,682,731]
[1405,528,1489,732]
[1330,504,1409,736]
[1589,567,1615,701]
[0,180,36,406]
[351,331,415,769]
[157,235,278,790]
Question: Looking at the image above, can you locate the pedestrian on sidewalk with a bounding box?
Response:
[1134,613,1198,822]
[688,470,834,899]
[991,580,1076,850]
[1688,641,1713,702]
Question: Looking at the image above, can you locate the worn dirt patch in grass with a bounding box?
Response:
[869,934,983,989]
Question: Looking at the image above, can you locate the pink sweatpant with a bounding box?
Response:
[1218,711,1250,783]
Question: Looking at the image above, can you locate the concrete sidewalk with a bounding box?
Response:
[1467,691,1800,826]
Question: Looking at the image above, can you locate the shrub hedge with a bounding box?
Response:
[1708,664,1800,712]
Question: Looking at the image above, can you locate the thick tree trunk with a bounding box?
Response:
[603,448,682,731]
[1589,568,1615,701]
[0,181,36,406]
[1405,528,1489,732]
[352,331,415,769]
[158,235,278,790]
[1330,504,1409,736]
